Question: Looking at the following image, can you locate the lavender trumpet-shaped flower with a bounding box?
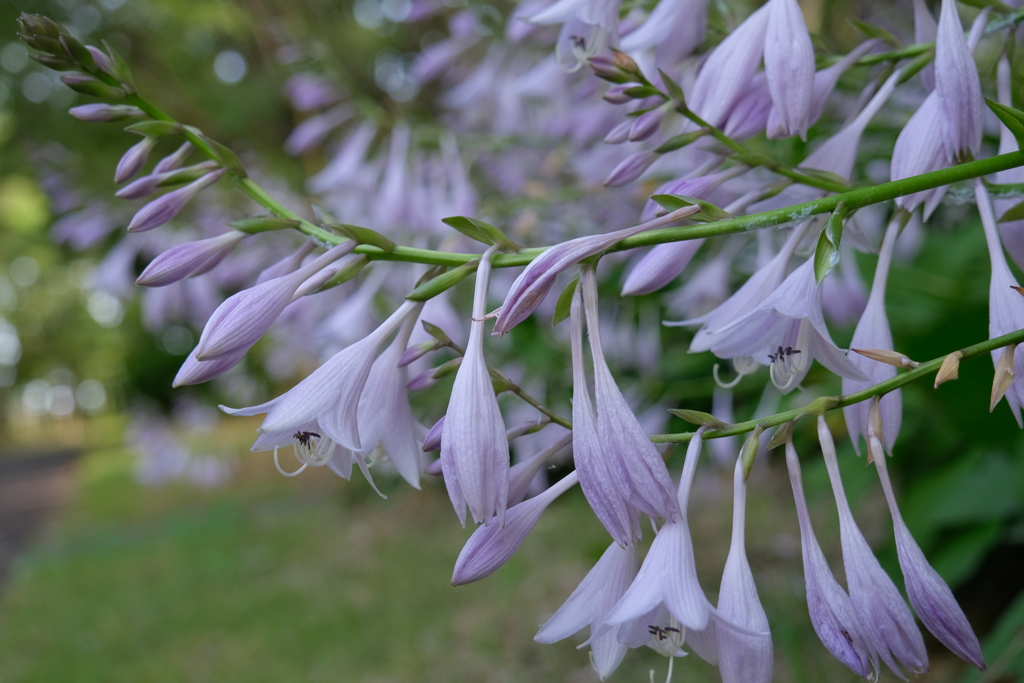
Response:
[705,259,868,393]
[136,231,249,287]
[127,168,226,232]
[618,0,708,66]
[688,4,770,128]
[913,0,938,90]
[194,242,355,361]
[494,204,699,335]
[535,541,639,681]
[115,136,158,184]
[220,301,421,451]
[763,0,815,139]
[441,246,510,526]
[715,455,773,683]
[451,471,579,585]
[843,213,904,453]
[819,417,927,677]
[570,283,642,546]
[507,432,571,506]
[527,0,621,72]
[935,0,982,161]
[605,427,710,633]
[784,436,874,678]
[869,405,986,669]
[583,268,680,523]
[994,57,1024,271]
[355,309,427,489]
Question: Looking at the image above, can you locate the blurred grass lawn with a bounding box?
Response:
[0,424,976,683]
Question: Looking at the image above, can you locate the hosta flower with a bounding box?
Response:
[220,300,421,451]
[869,406,985,669]
[534,542,639,680]
[784,435,874,678]
[716,456,773,683]
[570,282,642,546]
[136,231,249,287]
[194,242,355,361]
[355,309,427,489]
[994,57,1024,271]
[705,259,867,393]
[819,417,927,676]
[494,204,698,335]
[763,0,815,139]
[527,0,621,72]
[935,0,982,161]
[582,268,680,522]
[441,247,509,526]
[843,215,903,453]
[618,0,708,67]
[451,470,579,584]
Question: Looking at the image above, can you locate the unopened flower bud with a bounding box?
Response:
[127,169,226,232]
[422,416,446,452]
[853,347,918,369]
[399,339,447,367]
[137,231,248,287]
[85,45,114,77]
[69,104,143,122]
[115,137,158,184]
[990,344,1017,412]
[603,151,658,187]
[153,142,195,174]
[935,351,962,388]
[603,119,632,144]
[603,84,638,104]
[59,74,124,99]
[628,107,664,142]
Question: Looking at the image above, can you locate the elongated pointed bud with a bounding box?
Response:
[990,344,1017,411]
[127,169,226,232]
[935,351,962,388]
[115,137,158,184]
[137,231,248,287]
[422,416,445,452]
[852,348,918,369]
[69,104,144,122]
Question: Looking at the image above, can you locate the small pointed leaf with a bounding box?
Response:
[442,216,521,253]
[552,275,580,327]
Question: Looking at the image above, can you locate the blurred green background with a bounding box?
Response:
[0,0,1022,681]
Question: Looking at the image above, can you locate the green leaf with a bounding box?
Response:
[58,32,95,70]
[848,20,901,47]
[654,129,707,154]
[229,215,301,233]
[421,321,453,345]
[430,357,463,380]
[740,425,765,481]
[59,75,124,99]
[667,409,728,430]
[199,135,246,177]
[622,85,661,99]
[441,216,521,253]
[658,69,685,103]
[957,0,1012,13]
[814,203,849,283]
[1000,199,1024,222]
[987,99,1024,149]
[334,224,396,253]
[406,259,480,302]
[651,194,732,223]
[124,121,182,137]
[102,39,135,93]
[552,275,580,327]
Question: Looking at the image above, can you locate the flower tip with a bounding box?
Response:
[990,344,1017,412]
[934,351,962,388]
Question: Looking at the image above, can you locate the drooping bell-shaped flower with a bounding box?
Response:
[977,180,1024,426]
[715,456,773,683]
[136,231,249,287]
[220,301,421,451]
[570,283,642,545]
[494,205,698,335]
[935,0,982,162]
[819,417,927,677]
[583,268,680,523]
[441,246,510,526]
[784,435,874,678]
[763,0,815,139]
[688,4,770,128]
[355,308,427,489]
[843,214,903,453]
[869,405,986,670]
[535,542,639,680]
[605,427,711,633]
[994,56,1024,271]
[451,471,579,585]
[194,242,355,361]
[619,0,708,67]
[527,0,621,72]
[705,259,868,393]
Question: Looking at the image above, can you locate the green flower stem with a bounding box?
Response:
[108,72,1024,272]
[649,326,1024,444]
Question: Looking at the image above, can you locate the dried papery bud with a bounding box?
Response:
[115,137,158,184]
[935,351,962,388]
[852,348,918,369]
[990,344,1017,412]
[69,104,143,122]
